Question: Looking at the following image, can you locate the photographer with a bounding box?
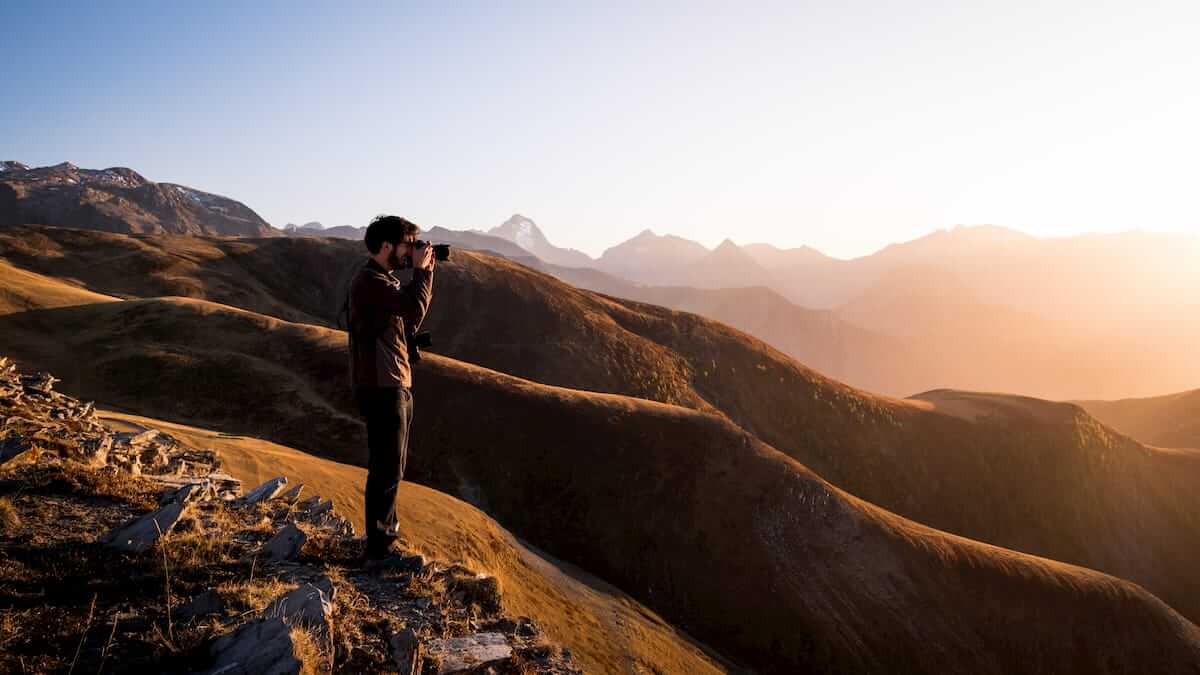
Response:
[347,215,435,567]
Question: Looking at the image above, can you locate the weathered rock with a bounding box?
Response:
[127,429,162,446]
[206,617,304,675]
[178,589,226,622]
[79,433,113,466]
[160,480,212,506]
[297,495,332,517]
[20,372,58,395]
[278,483,305,504]
[389,627,422,675]
[424,633,512,674]
[261,523,307,562]
[0,434,32,464]
[266,577,335,639]
[101,500,187,553]
[239,477,288,507]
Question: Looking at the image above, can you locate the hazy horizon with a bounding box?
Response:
[4,1,1199,259]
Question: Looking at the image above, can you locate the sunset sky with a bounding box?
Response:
[3,1,1197,258]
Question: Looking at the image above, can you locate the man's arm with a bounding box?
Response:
[365,267,433,327]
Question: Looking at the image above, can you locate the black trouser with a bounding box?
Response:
[354,385,413,558]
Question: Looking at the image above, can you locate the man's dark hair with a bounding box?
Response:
[364,215,421,254]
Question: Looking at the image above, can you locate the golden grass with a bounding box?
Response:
[289,626,325,675]
[215,579,296,616]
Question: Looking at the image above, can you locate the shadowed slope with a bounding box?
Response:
[1,298,1200,672]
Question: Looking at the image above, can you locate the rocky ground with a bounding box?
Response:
[0,356,581,674]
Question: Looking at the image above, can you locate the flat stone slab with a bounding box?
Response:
[266,577,335,638]
[425,632,512,674]
[205,617,303,675]
[278,483,304,504]
[239,476,288,507]
[102,500,186,553]
[260,523,307,562]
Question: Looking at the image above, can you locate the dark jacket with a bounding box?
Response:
[347,258,433,389]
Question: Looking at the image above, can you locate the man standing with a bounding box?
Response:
[347,215,435,566]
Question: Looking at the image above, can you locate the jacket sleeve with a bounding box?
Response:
[366,268,433,328]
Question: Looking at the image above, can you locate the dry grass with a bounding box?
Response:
[215,578,296,616]
[56,460,159,510]
[0,497,19,534]
[289,625,325,675]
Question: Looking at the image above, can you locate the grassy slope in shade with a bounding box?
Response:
[94,411,728,675]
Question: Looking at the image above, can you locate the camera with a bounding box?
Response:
[399,240,451,269]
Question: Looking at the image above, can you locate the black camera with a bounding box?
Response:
[406,330,433,363]
[399,240,451,269]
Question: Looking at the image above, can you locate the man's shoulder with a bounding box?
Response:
[352,262,397,290]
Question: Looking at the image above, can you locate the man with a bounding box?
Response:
[347,215,435,567]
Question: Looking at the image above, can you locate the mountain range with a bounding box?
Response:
[2,223,1200,672]
[7,160,1199,400]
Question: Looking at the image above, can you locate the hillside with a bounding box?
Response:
[0,161,275,237]
[2,226,1200,634]
[90,413,726,675]
[1078,389,1200,450]
[6,349,1200,672]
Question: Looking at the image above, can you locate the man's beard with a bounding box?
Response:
[387,249,405,270]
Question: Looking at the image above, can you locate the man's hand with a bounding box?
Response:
[414,244,435,271]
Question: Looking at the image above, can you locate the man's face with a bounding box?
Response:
[385,237,417,270]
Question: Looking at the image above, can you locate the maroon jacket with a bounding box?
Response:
[347,258,433,389]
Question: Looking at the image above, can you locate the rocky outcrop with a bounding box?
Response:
[0,356,580,674]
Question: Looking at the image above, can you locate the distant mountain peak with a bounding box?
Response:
[0,160,30,172]
[490,213,548,253]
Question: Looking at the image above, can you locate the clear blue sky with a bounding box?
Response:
[3,1,1197,258]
